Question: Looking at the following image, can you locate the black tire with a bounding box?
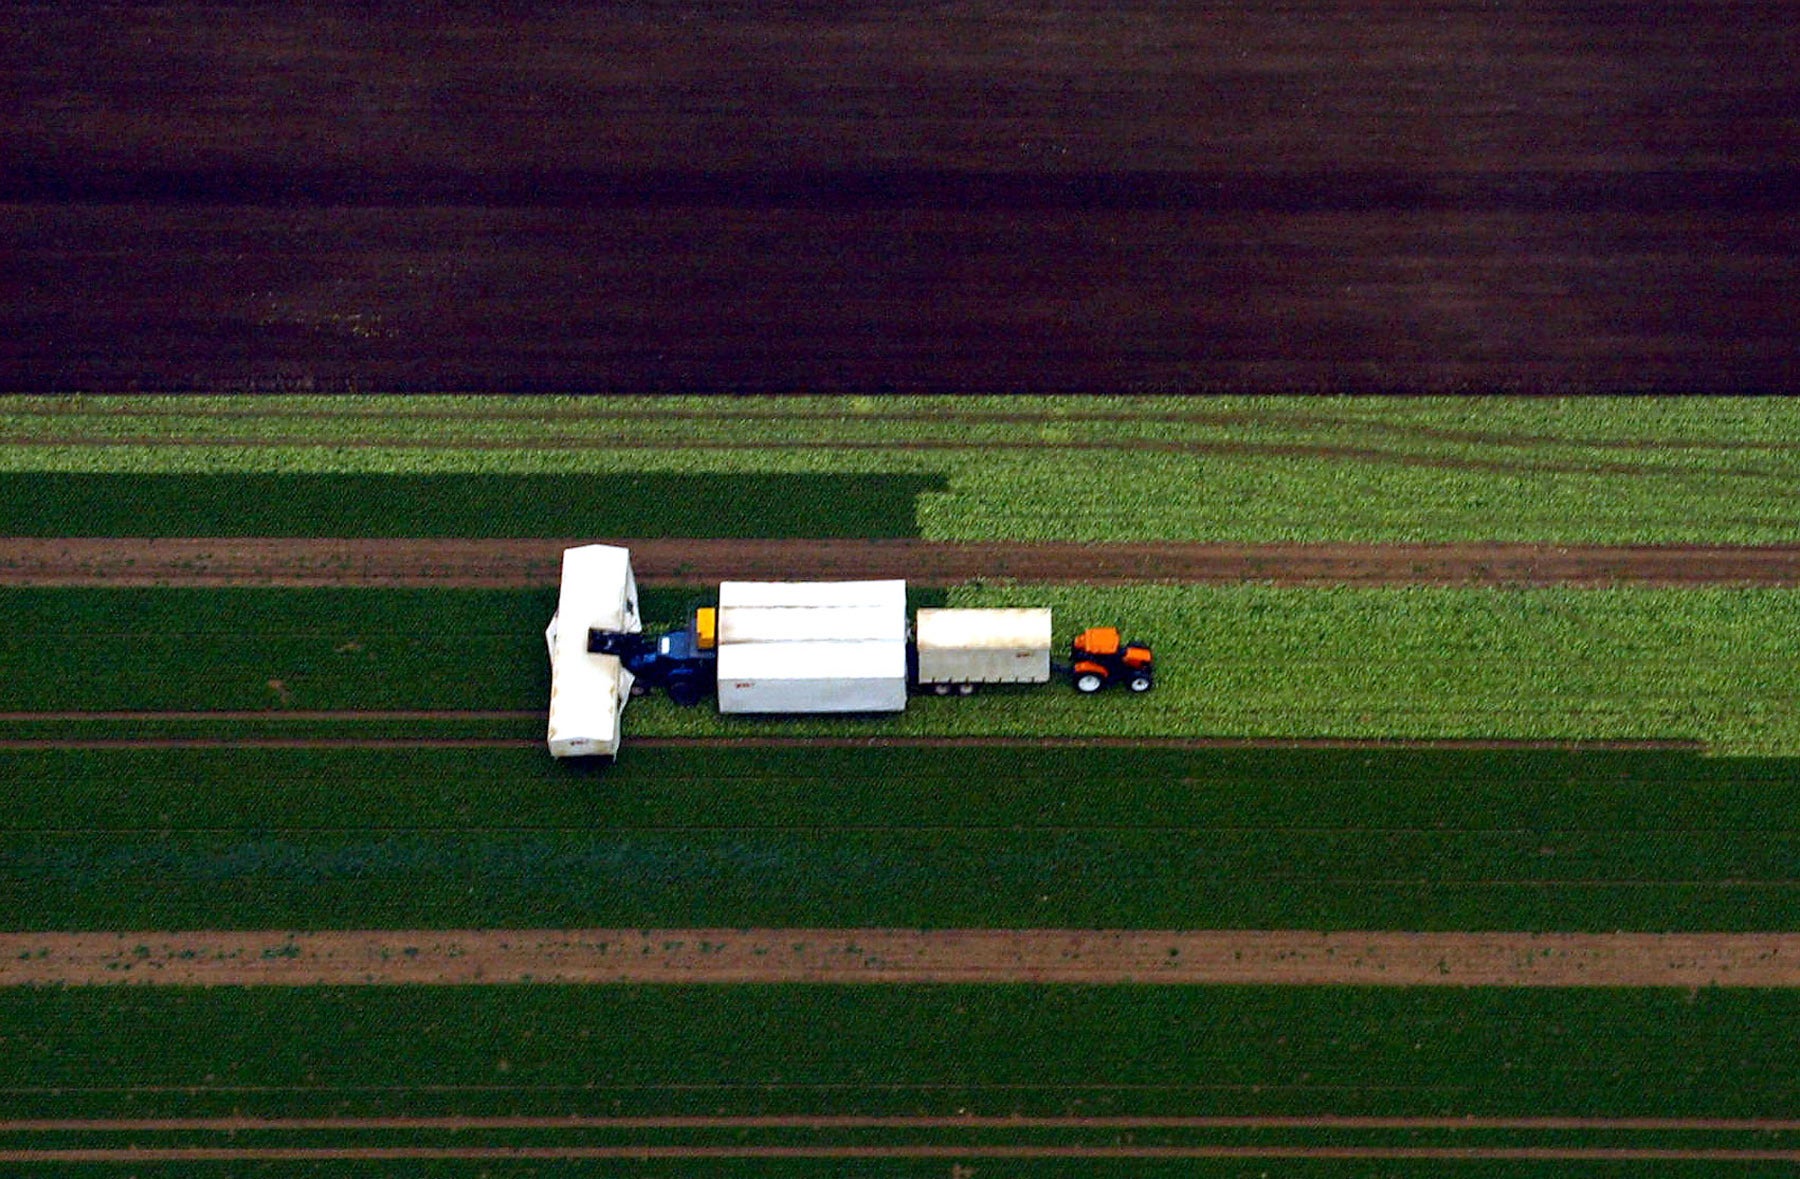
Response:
[957,683,976,696]
[933,683,952,696]
[665,676,705,707]
[1075,671,1106,693]
[1128,673,1154,692]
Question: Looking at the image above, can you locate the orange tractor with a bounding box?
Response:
[1069,627,1155,693]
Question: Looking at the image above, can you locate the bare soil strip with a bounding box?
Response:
[2,1147,1795,1162]
[3,929,1795,987]
[3,537,1798,587]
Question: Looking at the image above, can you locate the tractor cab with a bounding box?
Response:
[589,606,719,706]
[1070,626,1154,693]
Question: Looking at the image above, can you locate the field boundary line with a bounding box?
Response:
[2,929,1796,987]
[0,733,1704,751]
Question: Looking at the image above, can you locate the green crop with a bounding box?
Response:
[4,394,1798,543]
[0,471,942,537]
[6,585,1798,753]
[2,986,1795,1121]
[6,746,1796,931]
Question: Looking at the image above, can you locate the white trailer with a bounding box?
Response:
[914,607,1053,691]
[544,544,641,758]
[714,579,909,714]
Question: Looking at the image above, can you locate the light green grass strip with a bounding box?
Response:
[3,395,1798,544]
[4,585,1794,753]
[640,586,1800,756]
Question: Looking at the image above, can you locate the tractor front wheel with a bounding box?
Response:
[666,676,705,707]
[1128,673,1154,692]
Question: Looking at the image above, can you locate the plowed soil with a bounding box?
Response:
[5,537,1799,587]
[5,3,1795,393]
[4,928,1794,988]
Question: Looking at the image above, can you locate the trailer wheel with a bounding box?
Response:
[932,683,952,696]
[1075,671,1106,693]
[957,683,976,696]
[1128,673,1154,692]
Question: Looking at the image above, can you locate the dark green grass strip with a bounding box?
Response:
[0,587,944,711]
[0,472,944,538]
[0,987,1795,1122]
[4,747,1796,931]
[6,831,1793,930]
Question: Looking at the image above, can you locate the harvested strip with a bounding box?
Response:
[2,929,1796,987]
[1,537,1799,587]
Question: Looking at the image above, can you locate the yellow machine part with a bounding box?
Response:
[695,607,717,650]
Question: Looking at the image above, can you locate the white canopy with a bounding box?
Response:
[715,579,908,714]
[545,545,641,758]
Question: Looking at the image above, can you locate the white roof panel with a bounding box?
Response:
[718,604,904,645]
[716,638,908,682]
[719,579,906,611]
[915,608,1053,652]
[558,544,641,634]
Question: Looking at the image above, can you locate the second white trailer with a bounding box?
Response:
[914,607,1053,688]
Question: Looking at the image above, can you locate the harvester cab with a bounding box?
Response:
[589,606,719,706]
[1070,626,1155,693]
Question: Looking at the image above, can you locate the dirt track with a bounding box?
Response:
[5,537,1799,587]
[4,929,1794,988]
[4,1146,1796,1163]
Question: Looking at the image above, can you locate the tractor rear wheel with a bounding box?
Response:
[1075,671,1106,693]
[666,676,705,707]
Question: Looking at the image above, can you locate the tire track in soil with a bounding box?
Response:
[2,1146,1795,1163]
[3,929,1795,987]
[4,537,1799,587]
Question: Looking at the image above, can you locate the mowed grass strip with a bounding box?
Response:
[6,394,1800,544]
[4,585,1798,753]
[1,987,1795,1123]
[0,472,942,538]
[4,747,1796,931]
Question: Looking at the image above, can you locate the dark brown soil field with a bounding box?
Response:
[5,2,1795,393]
[5,537,1799,587]
[4,928,1795,987]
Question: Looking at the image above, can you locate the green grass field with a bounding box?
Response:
[4,746,1795,931]
[4,985,1796,1120]
[5,395,1798,1176]
[7,584,1797,752]
[4,394,1799,544]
